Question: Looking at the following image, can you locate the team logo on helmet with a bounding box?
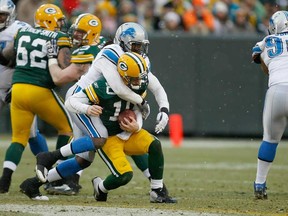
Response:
[88,19,99,27]
[45,7,57,14]
[119,62,128,71]
[7,0,14,9]
[120,28,136,39]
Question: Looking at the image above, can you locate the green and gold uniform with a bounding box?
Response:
[10,26,73,155]
[82,77,163,187]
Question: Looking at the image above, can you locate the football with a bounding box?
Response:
[118,109,136,123]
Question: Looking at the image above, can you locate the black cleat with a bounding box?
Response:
[0,176,11,193]
[150,188,177,203]
[35,152,57,183]
[20,177,48,201]
[91,177,107,201]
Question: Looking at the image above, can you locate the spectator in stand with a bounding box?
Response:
[212,1,235,35]
[135,0,155,32]
[118,0,137,25]
[161,11,183,32]
[240,0,266,33]
[232,7,256,35]
[182,0,214,35]
[16,0,45,25]
[94,0,117,35]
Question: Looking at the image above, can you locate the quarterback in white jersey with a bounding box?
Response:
[252,11,288,200]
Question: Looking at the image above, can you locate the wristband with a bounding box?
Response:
[160,107,169,115]
[48,58,58,67]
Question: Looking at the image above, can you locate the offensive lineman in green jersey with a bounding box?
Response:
[0,4,86,200]
[43,13,105,195]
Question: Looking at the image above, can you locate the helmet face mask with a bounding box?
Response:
[0,0,15,30]
[114,22,149,56]
[70,13,102,47]
[268,11,288,35]
[117,52,148,90]
[34,4,66,32]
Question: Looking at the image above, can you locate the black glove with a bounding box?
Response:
[4,88,11,103]
[46,39,59,59]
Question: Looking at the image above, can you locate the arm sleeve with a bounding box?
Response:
[65,91,90,114]
[147,72,170,111]
[97,58,143,105]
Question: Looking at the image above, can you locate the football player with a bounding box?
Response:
[0,0,48,194]
[252,10,288,200]
[43,13,105,196]
[21,52,176,203]
[0,3,86,200]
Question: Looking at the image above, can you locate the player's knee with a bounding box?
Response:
[75,155,91,169]
[92,137,106,149]
[119,171,133,186]
[148,139,163,155]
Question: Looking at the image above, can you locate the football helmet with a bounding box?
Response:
[268,11,288,35]
[117,52,148,90]
[0,0,15,30]
[114,22,149,56]
[70,13,102,46]
[34,4,65,31]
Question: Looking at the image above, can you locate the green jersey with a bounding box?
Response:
[70,36,106,64]
[70,45,100,64]
[13,27,70,88]
[83,77,147,136]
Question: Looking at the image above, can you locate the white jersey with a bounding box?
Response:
[67,43,169,114]
[0,20,30,101]
[255,32,288,87]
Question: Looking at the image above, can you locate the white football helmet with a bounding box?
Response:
[268,11,288,35]
[114,22,149,56]
[0,0,16,30]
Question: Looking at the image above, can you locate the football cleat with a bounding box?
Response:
[20,177,48,201]
[254,182,268,200]
[0,176,11,193]
[150,188,177,203]
[35,152,57,183]
[91,176,107,201]
[46,184,77,196]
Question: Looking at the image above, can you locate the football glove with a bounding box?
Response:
[138,100,150,120]
[46,39,59,59]
[155,108,169,134]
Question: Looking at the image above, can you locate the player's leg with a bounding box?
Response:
[125,129,176,203]
[254,85,287,199]
[92,136,133,201]
[28,116,48,155]
[35,112,107,183]
[0,84,34,193]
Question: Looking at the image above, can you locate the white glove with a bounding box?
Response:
[138,100,150,120]
[155,111,169,134]
[46,39,59,59]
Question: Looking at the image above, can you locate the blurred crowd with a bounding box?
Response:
[12,0,287,36]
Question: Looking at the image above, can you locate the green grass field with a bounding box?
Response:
[0,136,288,216]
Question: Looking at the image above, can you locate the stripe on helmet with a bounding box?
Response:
[125,52,145,75]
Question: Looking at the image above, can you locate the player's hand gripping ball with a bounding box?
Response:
[118,109,136,123]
